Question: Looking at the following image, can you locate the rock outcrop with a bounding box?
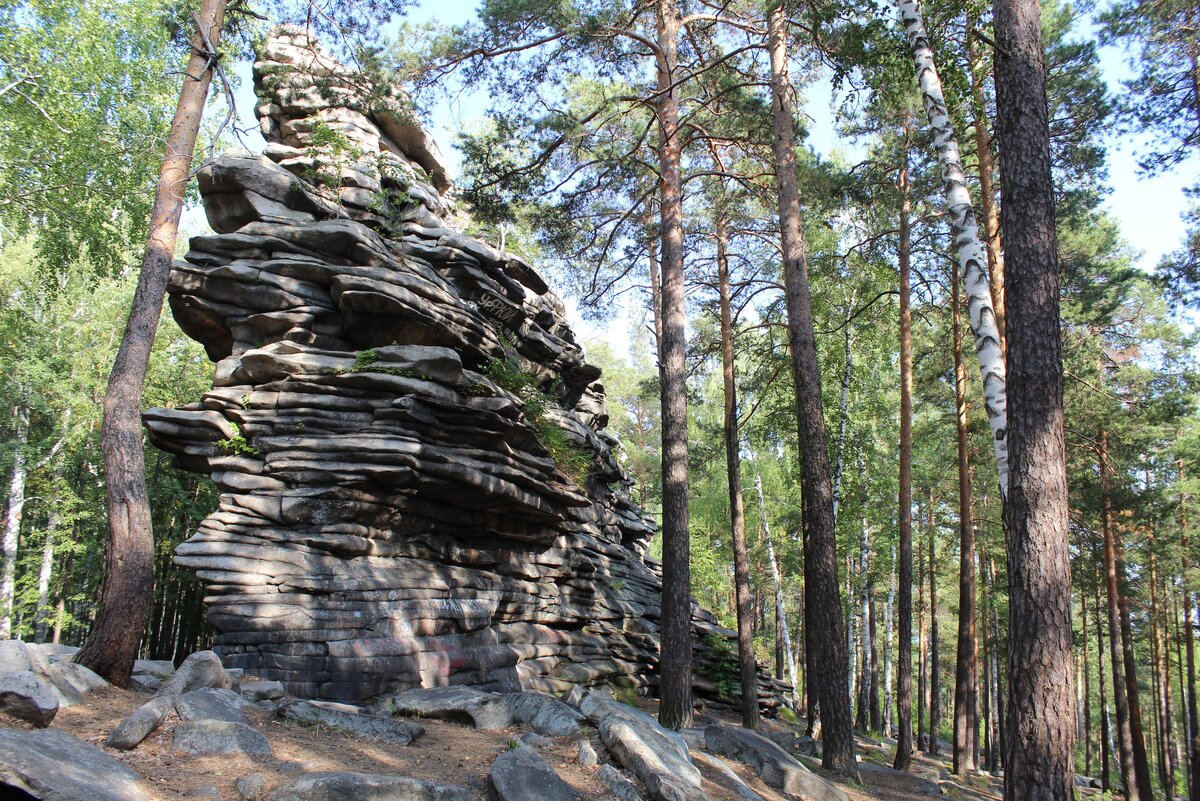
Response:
[145,26,788,713]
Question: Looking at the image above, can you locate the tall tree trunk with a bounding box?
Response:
[897,0,1009,498]
[717,216,760,729]
[929,504,941,756]
[966,19,1006,351]
[994,0,1077,794]
[858,513,873,731]
[653,0,692,731]
[757,474,799,704]
[1115,530,1154,800]
[1083,594,1094,777]
[1097,579,1112,791]
[1152,546,1177,801]
[766,0,855,777]
[77,0,227,686]
[918,532,928,753]
[0,404,30,639]
[951,248,979,774]
[895,141,916,770]
[32,505,59,642]
[885,550,896,734]
[1182,477,1200,801]
[1100,435,1139,801]
[832,294,856,527]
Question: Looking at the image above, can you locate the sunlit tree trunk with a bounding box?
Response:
[896,0,1008,499]
[767,0,854,776]
[78,0,227,686]
[0,404,30,639]
[952,249,978,774]
[756,474,799,705]
[895,142,916,770]
[653,0,692,731]
[717,215,760,730]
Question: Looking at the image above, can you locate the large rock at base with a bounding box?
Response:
[176,687,252,724]
[158,650,228,698]
[380,687,512,730]
[598,765,645,801]
[270,771,472,801]
[106,695,176,751]
[580,692,703,801]
[704,724,848,801]
[0,670,59,726]
[505,691,585,738]
[490,745,578,801]
[0,727,154,801]
[690,751,766,801]
[279,699,424,743]
[173,720,274,756]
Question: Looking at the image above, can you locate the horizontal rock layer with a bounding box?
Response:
[146,27,789,712]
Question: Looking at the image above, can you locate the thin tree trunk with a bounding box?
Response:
[1083,594,1094,777]
[895,138,915,770]
[0,404,30,639]
[966,19,1006,351]
[757,474,799,704]
[766,0,855,777]
[1182,476,1200,801]
[1101,434,1140,801]
[717,215,760,729]
[832,294,856,528]
[919,532,928,754]
[653,0,692,732]
[1116,528,1154,800]
[994,0,1077,793]
[897,0,1009,498]
[929,501,941,756]
[951,248,979,774]
[1097,578,1112,792]
[77,0,227,687]
[32,504,59,642]
[1153,547,1178,801]
[858,513,873,731]
[885,549,896,734]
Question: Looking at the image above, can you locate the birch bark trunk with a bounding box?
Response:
[896,0,1008,498]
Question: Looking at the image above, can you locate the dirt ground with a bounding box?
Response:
[1,683,1007,801]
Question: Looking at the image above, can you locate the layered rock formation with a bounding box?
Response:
[145,27,788,712]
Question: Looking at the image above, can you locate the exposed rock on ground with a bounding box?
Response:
[0,727,154,801]
[490,745,579,801]
[704,724,849,801]
[143,26,787,714]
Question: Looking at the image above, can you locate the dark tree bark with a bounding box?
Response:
[1096,579,1112,792]
[1116,528,1154,801]
[717,214,760,730]
[76,0,227,687]
[1100,432,1139,801]
[895,145,915,771]
[654,0,692,732]
[1182,478,1200,801]
[1083,593,1094,777]
[952,250,979,775]
[928,508,941,756]
[766,1,855,777]
[994,0,1077,794]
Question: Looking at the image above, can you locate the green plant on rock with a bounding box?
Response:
[215,422,259,457]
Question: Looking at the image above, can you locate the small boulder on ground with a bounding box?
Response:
[506,691,585,738]
[270,771,472,801]
[597,765,644,801]
[0,669,59,726]
[176,687,252,724]
[106,695,176,751]
[236,773,269,801]
[378,686,512,730]
[174,719,273,756]
[240,679,285,702]
[0,727,154,801]
[490,745,579,801]
[691,751,767,801]
[278,699,424,744]
[158,650,228,698]
[705,724,849,801]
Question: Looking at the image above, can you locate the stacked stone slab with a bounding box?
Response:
[145,26,790,712]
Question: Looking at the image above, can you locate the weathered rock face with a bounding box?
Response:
[146,26,787,712]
